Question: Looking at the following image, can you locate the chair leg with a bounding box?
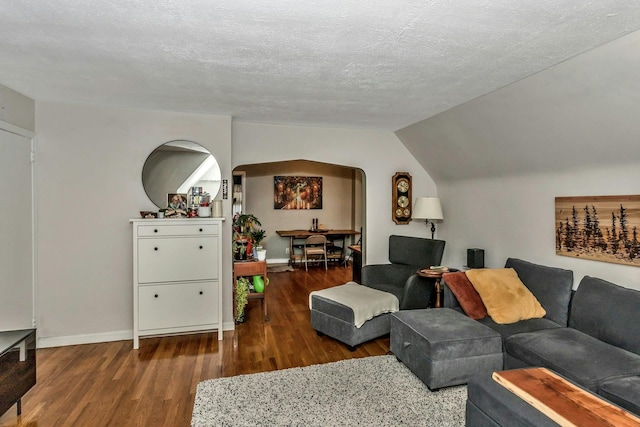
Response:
[324,252,327,270]
[305,252,308,271]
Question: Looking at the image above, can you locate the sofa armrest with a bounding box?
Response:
[399,274,434,310]
[442,282,461,310]
[361,264,415,288]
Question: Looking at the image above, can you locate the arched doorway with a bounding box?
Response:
[232,159,366,265]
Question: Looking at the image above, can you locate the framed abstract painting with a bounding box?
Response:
[274,176,322,209]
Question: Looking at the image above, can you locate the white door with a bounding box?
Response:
[0,129,33,331]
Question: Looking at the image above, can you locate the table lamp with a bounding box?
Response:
[413,197,443,239]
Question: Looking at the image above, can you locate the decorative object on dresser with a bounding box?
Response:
[130,218,223,349]
[412,197,444,239]
[391,172,412,224]
[0,329,36,417]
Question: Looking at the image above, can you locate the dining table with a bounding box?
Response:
[276,229,360,267]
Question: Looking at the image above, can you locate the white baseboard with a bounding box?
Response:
[267,258,290,265]
[38,324,237,348]
[38,330,133,348]
[223,321,236,331]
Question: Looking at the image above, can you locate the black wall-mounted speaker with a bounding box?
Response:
[467,248,485,269]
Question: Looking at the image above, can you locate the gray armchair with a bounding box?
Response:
[361,235,445,310]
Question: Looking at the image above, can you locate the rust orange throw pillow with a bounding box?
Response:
[465,268,546,324]
[442,272,488,320]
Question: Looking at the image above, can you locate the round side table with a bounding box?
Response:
[416,268,449,308]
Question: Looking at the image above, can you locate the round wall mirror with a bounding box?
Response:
[142,140,221,209]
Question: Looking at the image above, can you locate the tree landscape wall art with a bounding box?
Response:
[555,195,640,267]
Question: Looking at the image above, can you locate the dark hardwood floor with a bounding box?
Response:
[0,264,389,426]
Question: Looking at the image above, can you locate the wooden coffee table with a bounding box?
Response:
[493,367,640,427]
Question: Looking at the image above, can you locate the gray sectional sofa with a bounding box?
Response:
[442,258,640,417]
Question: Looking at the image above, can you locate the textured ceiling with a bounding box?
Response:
[1,1,640,130]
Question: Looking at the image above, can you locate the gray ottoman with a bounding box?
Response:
[391,308,503,389]
[310,283,399,350]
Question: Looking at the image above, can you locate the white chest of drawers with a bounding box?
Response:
[131,218,223,349]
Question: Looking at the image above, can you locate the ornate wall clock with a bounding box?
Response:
[392,172,412,224]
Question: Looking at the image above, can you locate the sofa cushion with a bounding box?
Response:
[505,258,574,326]
[442,272,487,320]
[598,376,640,416]
[466,268,546,324]
[505,328,640,391]
[571,276,640,355]
[477,316,561,341]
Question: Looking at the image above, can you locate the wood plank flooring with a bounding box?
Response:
[1,265,390,427]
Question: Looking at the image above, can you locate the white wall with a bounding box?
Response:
[0,83,35,132]
[232,121,438,265]
[35,102,232,346]
[439,162,640,290]
[32,106,436,345]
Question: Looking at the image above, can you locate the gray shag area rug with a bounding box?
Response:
[192,355,466,426]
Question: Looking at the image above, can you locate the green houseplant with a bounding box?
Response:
[233,213,263,260]
[251,228,266,248]
[235,276,251,323]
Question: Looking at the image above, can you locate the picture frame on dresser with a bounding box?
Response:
[167,193,188,210]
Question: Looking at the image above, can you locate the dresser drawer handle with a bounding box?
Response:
[403,341,411,348]
[199,291,204,295]
[199,228,203,232]
[199,245,203,249]
[154,247,158,251]
[154,294,159,298]
[154,229,158,233]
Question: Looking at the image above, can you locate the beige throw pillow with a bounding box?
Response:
[465,268,546,324]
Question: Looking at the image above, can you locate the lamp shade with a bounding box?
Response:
[412,197,443,221]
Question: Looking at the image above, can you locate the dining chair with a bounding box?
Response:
[304,235,328,271]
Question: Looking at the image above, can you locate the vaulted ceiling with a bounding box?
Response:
[396,29,640,182]
[2,1,640,131]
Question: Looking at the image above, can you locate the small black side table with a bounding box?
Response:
[0,329,36,417]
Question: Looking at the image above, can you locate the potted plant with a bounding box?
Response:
[233,213,261,235]
[233,239,249,260]
[235,276,250,323]
[233,213,262,260]
[251,228,266,248]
